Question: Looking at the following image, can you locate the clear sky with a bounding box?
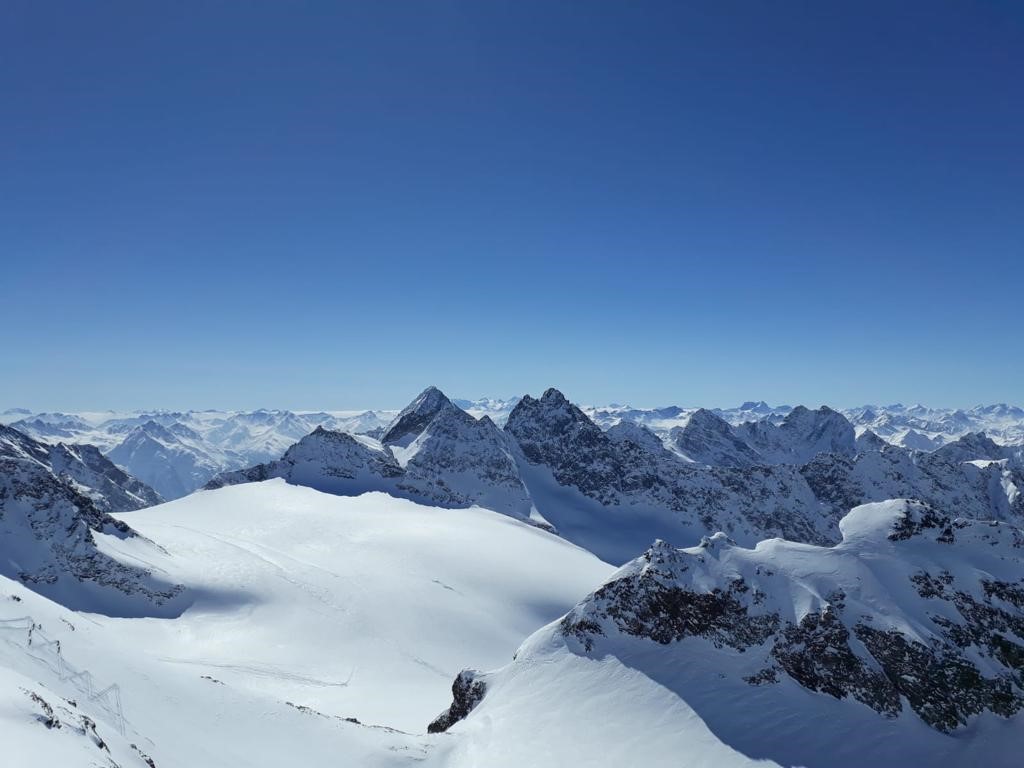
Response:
[2,1,1022,411]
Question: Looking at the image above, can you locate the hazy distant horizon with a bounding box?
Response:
[4,391,1021,417]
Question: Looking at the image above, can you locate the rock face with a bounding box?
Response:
[801,436,1024,526]
[0,425,183,615]
[427,670,487,733]
[669,409,764,467]
[1,425,161,513]
[505,388,678,507]
[396,402,535,521]
[380,386,453,447]
[854,429,888,453]
[46,442,162,512]
[431,500,1024,766]
[503,389,834,557]
[210,389,538,524]
[558,500,1024,733]
[736,405,856,465]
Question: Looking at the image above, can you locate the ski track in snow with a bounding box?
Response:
[156,657,354,688]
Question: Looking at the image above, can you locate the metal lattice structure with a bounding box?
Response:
[0,615,125,735]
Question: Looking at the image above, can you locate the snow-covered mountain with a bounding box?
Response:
[668,408,764,467]
[208,387,1024,565]
[210,389,542,525]
[802,433,1023,524]
[585,400,1024,449]
[0,424,182,615]
[8,397,1023,504]
[6,408,397,499]
[0,425,160,513]
[846,403,1024,448]
[431,500,1024,767]
[735,405,856,464]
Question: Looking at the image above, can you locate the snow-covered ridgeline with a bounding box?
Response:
[431,500,1024,767]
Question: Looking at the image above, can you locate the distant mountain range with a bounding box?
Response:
[203,387,1024,564]
[1,408,397,500]
[4,397,1022,503]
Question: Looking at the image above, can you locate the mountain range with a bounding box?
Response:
[2,387,1023,766]
[5,396,1023,502]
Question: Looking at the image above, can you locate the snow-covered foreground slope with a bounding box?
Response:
[1,481,613,766]
[436,500,1024,767]
[0,579,436,768]
[108,481,611,731]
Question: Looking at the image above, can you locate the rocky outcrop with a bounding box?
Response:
[427,670,487,733]
[558,500,1024,733]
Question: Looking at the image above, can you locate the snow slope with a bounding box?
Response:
[0,480,614,767]
[0,664,157,768]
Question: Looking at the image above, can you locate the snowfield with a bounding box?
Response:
[3,484,1023,766]
[1,481,613,766]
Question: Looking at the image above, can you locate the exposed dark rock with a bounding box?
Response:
[428,670,487,733]
[773,607,900,717]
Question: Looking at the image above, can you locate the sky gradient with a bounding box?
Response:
[3,1,1022,411]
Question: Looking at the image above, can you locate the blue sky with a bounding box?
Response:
[2,1,1022,410]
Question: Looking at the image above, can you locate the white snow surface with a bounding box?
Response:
[1,481,614,766]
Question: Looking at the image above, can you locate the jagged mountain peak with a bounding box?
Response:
[670,409,763,468]
[605,420,665,453]
[855,428,888,452]
[380,386,455,447]
[507,387,591,429]
[782,404,844,424]
[928,431,1005,465]
[738,404,855,464]
[540,387,570,404]
[688,408,734,431]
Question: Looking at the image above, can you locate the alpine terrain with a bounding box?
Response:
[3,387,1023,766]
